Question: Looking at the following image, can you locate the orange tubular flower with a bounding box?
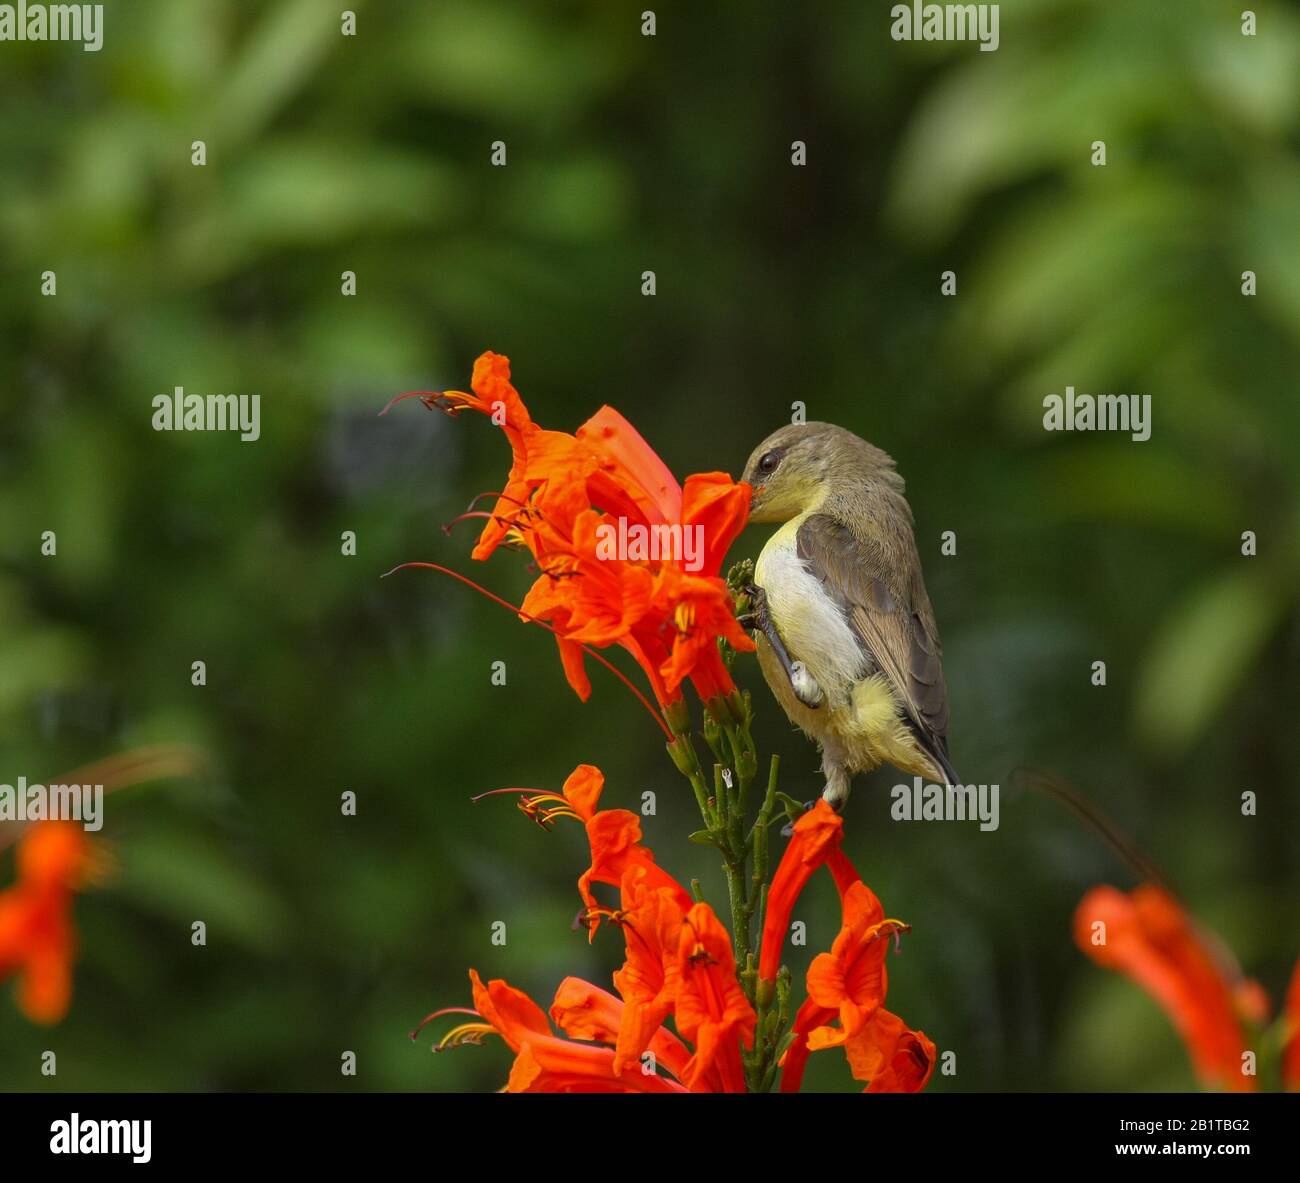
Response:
[399,351,754,709]
[1074,884,1259,1092]
[673,903,757,1092]
[756,797,934,1093]
[580,808,689,937]
[551,975,693,1083]
[779,876,934,1094]
[562,765,691,935]
[804,881,909,1052]
[466,970,687,1093]
[781,994,935,1095]
[610,865,687,1075]
[759,801,845,984]
[432,920,757,1093]
[485,764,691,940]
[848,1009,938,1093]
[0,822,96,1024]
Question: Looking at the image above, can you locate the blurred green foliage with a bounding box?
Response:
[1,0,1297,1092]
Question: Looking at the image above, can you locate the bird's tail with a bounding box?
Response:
[931,743,961,788]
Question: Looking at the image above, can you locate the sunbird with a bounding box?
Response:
[738,422,957,810]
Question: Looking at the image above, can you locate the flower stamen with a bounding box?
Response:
[433,1022,496,1051]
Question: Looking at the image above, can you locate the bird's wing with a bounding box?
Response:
[796,512,952,768]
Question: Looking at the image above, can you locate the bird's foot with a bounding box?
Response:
[821,769,851,813]
[737,583,767,633]
[821,783,849,812]
[790,661,824,709]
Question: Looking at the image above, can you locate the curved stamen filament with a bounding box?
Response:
[867,919,912,954]
[378,389,447,416]
[470,788,579,830]
[410,1006,481,1043]
[582,905,628,929]
[465,490,533,514]
[527,802,579,828]
[442,510,496,535]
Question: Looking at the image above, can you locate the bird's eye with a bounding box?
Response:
[757,451,781,475]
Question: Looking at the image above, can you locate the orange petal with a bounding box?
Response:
[612,870,686,1073]
[507,1037,686,1093]
[549,976,623,1044]
[19,944,73,1025]
[577,406,682,525]
[468,969,552,1054]
[579,809,644,908]
[805,951,846,1011]
[674,903,756,1091]
[849,1010,936,1093]
[551,975,691,1082]
[17,823,93,890]
[778,997,838,1092]
[560,765,605,822]
[680,473,751,576]
[554,635,592,702]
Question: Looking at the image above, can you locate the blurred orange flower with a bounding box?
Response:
[1074,883,1264,1092]
[0,746,197,1026]
[0,822,97,1024]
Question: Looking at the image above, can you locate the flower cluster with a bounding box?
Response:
[386,350,753,709]
[400,354,936,1093]
[420,767,934,1093]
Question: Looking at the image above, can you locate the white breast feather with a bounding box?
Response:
[754,518,867,706]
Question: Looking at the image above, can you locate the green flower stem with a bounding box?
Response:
[723,852,751,996]
[665,693,790,1091]
[667,732,715,827]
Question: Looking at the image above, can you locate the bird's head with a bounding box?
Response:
[741,421,892,523]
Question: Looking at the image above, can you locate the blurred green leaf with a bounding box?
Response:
[1135,567,1287,756]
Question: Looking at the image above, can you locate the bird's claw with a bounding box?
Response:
[738,583,767,632]
[821,782,849,813]
[790,661,824,709]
